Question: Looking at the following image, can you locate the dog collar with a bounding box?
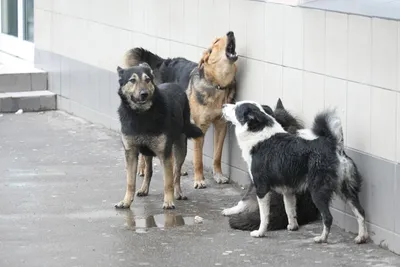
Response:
[215,84,229,90]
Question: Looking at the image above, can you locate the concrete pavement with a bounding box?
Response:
[1,111,399,267]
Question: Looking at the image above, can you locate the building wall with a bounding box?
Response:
[34,0,400,254]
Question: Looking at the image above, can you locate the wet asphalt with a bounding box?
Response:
[1,111,399,267]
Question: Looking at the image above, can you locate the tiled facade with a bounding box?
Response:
[34,0,400,254]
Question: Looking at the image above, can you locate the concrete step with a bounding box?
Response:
[0,70,48,93]
[0,91,56,113]
[0,51,48,93]
[0,72,48,93]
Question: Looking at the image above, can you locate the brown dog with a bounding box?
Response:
[125,31,238,192]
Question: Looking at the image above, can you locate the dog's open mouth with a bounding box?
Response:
[131,95,148,105]
[226,31,238,62]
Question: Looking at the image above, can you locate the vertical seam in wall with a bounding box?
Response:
[369,17,373,154]
[322,10,326,78]
[345,14,349,81]
[280,3,284,98]
[281,4,284,69]
[344,80,348,145]
[169,0,172,44]
[396,24,399,165]
[324,10,327,108]
[301,7,305,114]
[322,10,326,110]
[394,100,398,233]
[345,14,351,147]
[394,22,399,233]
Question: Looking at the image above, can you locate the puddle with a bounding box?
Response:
[67,210,123,219]
[34,209,202,232]
[124,212,198,230]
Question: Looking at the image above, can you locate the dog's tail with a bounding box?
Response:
[312,109,344,150]
[229,210,260,231]
[184,124,203,139]
[229,192,320,231]
[124,47,165,69]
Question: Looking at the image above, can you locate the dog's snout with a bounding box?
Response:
[139,90,149,101]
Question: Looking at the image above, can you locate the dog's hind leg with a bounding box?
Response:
[310,187,334,243]
[283,192,299,231]
[173,135,188,200]
[136,156,153,197]
[212,118,229,184]
[192,121,210,189]
[347,195,369,244]
[115,146,139,209]
[137,154,146,176]
[161,155,175,209]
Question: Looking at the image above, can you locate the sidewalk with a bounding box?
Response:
[0,111,399,267]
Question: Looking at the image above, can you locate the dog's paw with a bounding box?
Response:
[213,173,229,184]
[287,223,299,231]
[250,230,266,238]
[137,171,145,177]
[194,180,207,189]
[221,208,231,216]
[136,189,149,197]
[175,192,188,200]
[162,200,176,210]
[221,207,238,216]
[313,236,328,244]
[354,234,369,244]
[180,167,188,176]
[114,200,132,209]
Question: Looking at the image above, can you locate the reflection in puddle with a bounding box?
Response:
[124,211,196,232]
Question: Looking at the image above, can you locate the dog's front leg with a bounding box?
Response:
[222,183,255,216]
[212,118,229,184]
[115,146,138,209]
[161,155,175,209]
[250,192,271,238]
[283,192,299,231]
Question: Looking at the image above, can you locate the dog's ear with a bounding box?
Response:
[198,49,211,68]
[117,66,124,86]
[261,105,274,117]
[139,62,151,70]
[276,98,284,110]
[117,66,124,75]
[139,62,154,78]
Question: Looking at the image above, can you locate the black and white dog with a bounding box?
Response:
[222,99,320,232]
[222,101,369,244]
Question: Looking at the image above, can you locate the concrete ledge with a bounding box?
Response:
[0,73,48,93]
[0,91,56,113]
